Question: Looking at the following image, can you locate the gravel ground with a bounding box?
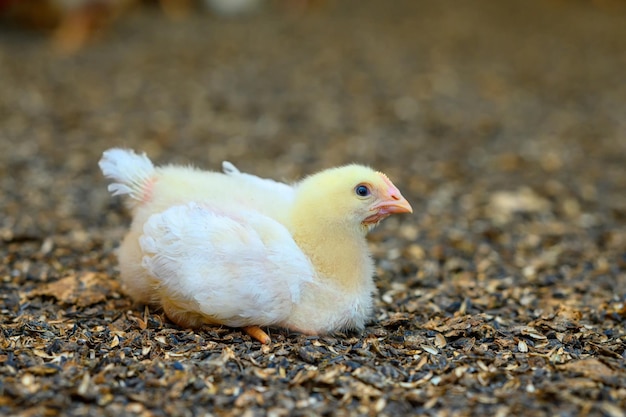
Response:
[1,1,626,416]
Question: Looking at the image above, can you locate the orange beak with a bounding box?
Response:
[363,174,413,225]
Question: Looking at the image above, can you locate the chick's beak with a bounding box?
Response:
[372,191,413,215]
[363,175,413,225]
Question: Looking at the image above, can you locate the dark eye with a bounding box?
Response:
[355,184,370,197]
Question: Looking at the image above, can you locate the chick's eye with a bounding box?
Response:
[355,185,370,197]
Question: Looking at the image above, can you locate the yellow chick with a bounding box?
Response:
[99,148,412,343]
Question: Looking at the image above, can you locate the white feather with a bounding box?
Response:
[99,148,155,202]
[139,202,315,327]
[222,161,296,204]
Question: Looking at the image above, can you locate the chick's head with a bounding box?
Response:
[292,165,413,234]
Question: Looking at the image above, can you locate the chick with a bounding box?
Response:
[99,148,412,343]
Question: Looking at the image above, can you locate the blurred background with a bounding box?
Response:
[1,3,626,414]
[1,0,625,244]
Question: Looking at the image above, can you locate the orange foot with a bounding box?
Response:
[244,326,271,344]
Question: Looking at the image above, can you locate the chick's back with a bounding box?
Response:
[134,165,294,227]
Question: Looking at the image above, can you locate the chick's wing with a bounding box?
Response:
[139,202,315,328]
[220,162,295,217]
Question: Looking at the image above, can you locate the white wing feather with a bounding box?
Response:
[222,161,296,203]
[139,202,315,327]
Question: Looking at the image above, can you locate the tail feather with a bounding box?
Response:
[99,148,155,203]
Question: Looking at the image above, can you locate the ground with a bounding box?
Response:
[1,1,625,416]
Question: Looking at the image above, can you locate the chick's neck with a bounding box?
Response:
[289,211,373,292]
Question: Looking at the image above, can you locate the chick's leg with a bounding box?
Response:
[244,326,271,344]
[161,294,270,343]
[161,297,207,329]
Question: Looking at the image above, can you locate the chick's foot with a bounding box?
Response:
[244,326,271,344]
